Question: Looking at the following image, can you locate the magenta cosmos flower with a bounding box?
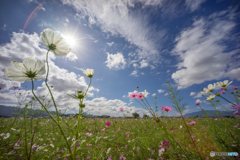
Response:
[130,92,138,99]
[13,86,19,89]
[161,106,173,112]
[106,122,111,126]
[120,108,124,111]
[163,141,170,148]
[188,121,196,125]
[230,104,240,110]
[137,93,144,100]
[195,102,200,106]
[231,86,239,90]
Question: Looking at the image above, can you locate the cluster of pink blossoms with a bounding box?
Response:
[161,106,173,112]
[129,92,144,100]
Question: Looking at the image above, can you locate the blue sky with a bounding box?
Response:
[0,0,240,117]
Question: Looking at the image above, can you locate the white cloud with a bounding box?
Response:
[60,0,166,68]
[141,72,144,75]
[196,99,202,103]
[171,8,239,90]
[123,95,126,98]
[152,93,156,96]
[66,18,69,23]
[166,70,170,73]
[164,93,168,96]
[107,42,114,46]
[133,63,138,68]
[158,89,164,93]
[130,70,138,77]
[105,52,127,70]
[190,92,196,96]
[185,0,206,12]
[139,59,149,68]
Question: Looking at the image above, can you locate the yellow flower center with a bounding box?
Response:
[25,70,37,78]
[48,43,57,50]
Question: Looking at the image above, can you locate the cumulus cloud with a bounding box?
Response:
[105,52,127,70]
[152,93,156,96]
[190,92,196,96]
[171,8,239,90]
[139,59,149,68]
[158,89,164,93]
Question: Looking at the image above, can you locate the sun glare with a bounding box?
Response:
[63,35,77,47]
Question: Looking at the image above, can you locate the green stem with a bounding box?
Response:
[31,79,73,160]
[45,50,60,122]
[84,78,92,97]
[23,106,29,159]
[210,101,238,149]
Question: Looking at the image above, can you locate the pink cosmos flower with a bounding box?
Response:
[221,87,226,90]
[102,128,106,131]
[103,136,108,139]
[0,87,1,90]
[230,105,240,110]
[13,86,19,89]
[106,122,111,126]
[163,141,170,148]
[161,106,173,112]
[87,144,92,146]
[119,155,126,160]
[126,132,130,137]
[137,93,144,100]
[215,118,217,120]
[86,133,92,136]
[231,86,239,90]
[195,102,200,106]
[120,108,124,111]
[233,110,238,114]
[188,121,196,125]
[130,92,138,99]
[219,90,225,94]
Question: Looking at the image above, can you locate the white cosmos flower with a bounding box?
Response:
[0,133,10,139]
[40,28,71,56]
[83,69,94,78]
[215,80,233,88]
[4,58,45,82]
[206,95,215,101]
[106,148,111,154]
[201,83,216,94]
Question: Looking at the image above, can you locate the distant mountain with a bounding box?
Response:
[0,105,96,118]
[183,110,236,118]
[0,105,237,118]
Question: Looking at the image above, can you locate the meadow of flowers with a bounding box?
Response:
[1,28,240,160]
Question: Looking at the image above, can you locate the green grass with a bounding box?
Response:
[0,116,239,160]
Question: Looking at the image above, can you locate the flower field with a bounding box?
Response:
[0,116,239,160]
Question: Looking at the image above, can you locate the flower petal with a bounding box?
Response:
[52,31,63,45]
[40,29,52,46]
[54,47,71,56]
[23,58,37,71]
[34,59,45,74]
[11,61,27,73]
[36,64,46,75]
[4,67,29,82]
[33,76,45,81]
